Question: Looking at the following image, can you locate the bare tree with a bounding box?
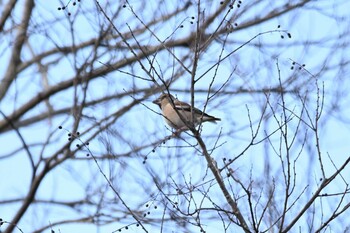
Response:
[1,0,350,232]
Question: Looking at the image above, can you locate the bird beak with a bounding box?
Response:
[152,98,161,106]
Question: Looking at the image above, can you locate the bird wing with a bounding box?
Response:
[173,99,191,111]
[173,99,217,119]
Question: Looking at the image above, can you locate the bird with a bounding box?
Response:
[152,93,221,130]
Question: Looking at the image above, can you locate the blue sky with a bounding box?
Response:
[1,0,350,232]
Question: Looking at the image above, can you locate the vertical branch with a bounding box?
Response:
[0,0,35,100]
[276,61,292,231]
[314,80,326,178]
[190,1,202,126]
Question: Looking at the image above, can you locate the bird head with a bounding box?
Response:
[152,93,175,107]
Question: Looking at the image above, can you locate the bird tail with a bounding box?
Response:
[202,115,221,123]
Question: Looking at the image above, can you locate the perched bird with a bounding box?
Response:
[152,93,221,130]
